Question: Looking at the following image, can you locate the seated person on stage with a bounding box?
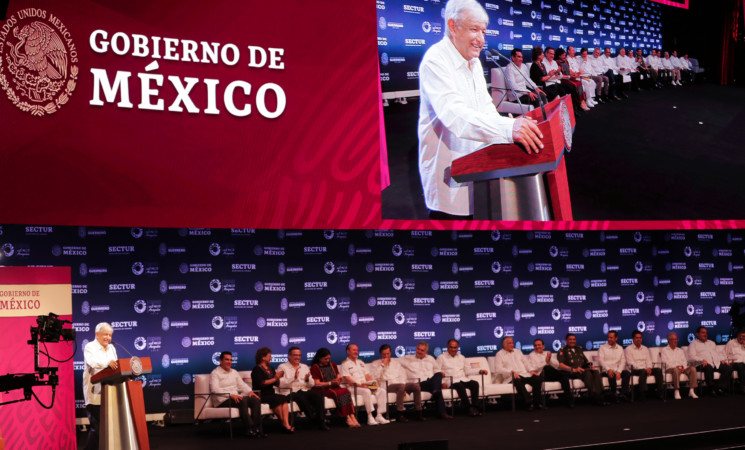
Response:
[83,322,118,450]
[252,347,293,433]
[530,46,565,102]
[311,347,360,427]
[554,47,590,111]
[598,330,631,402]
[400,340,452,419]
[277,346,329,430]
[725,329,745,394]
[505,48,548,109]
[599,47,627,99]
[671,51,692,83]
[210,351,263,438]
[687,326,733,396]
[557,333,605,405]
[682,54,696,81]
[579,47,609,103]
[436,338,487,416]
[616,48,641,92]
[649,49,670,85]
[567,46,597,107]
[662,51,681,86]
[340,343,390,425]
[525,338,573,407]
[660,332,699,400]
[418,0,543,221]
[370,344,424,422]
[625,331,664,400]
[494,336,544,410]
[635,48,659,89]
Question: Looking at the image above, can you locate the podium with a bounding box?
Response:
[451,95,575,220]
[92,357,152,450]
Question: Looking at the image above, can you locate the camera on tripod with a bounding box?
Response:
[0,312,76,408]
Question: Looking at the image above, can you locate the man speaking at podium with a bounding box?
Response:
[418,0,544,220]
[83,322,118,450]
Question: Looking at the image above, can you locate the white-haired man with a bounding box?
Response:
[418,0,543,220]
[660,332,698,399]
[83,322,118,450]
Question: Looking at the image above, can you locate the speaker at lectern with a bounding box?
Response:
[91,356,152,450]
[451,95,575,221]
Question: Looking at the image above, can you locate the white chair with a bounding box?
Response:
[194,371,271,439]
[490,67,534,116]
[466,356,516,412]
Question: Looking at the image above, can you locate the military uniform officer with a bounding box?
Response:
[557,334,606,405]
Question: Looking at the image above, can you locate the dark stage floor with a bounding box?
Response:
[78,394,745,449]
[381,82,745,221]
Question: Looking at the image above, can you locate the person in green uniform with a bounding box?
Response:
[557,333,607,405]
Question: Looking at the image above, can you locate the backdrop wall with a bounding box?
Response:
[0,225,740,416]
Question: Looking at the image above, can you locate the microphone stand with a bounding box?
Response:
[488,49,547,121]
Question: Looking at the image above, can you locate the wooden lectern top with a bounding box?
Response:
[451,96,575,182]
[92,357,152,385]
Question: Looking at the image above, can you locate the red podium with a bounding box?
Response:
[451,95,575,220]
[92,357,152,450]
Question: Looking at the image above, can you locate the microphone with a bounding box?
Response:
[111,340,145,376]
[486,48,547,120]
[111,340,133,357]
[488,48,509,62]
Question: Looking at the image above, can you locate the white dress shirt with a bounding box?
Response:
[725,339,745,363]
[525,351,557,373]
[660,346,690,369]
[651,55,663,70]
[340,358,371,383]
[418,37,515,216]
[600,54,619,74]
[598,343,626,372]
[625,344,653,370]
[209,366,253,407]
[436,352,479,385]
[687,339,723,368]
[83,339,118,406]
[661,57,675,70]
[567,55,581,74]
[541,58,561,85]
[670,55,683,69]
[400,354,440,381]
[588,55,606,75]
[370,358,407,384]
[277,361,315,392]
[616,55,631,74]
[645,55,658,70]
[494,349,530,381]
[505,62,538,101]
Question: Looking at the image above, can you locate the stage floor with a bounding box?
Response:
[381,82,745,221]
[77,393,745,449]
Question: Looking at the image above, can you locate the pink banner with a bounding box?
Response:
[0,267,75,450]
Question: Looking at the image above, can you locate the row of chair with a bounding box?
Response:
[193,344,737,436]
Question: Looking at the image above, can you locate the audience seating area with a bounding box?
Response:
[193,344,740,436]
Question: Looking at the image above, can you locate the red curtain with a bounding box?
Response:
[721,0,742,85]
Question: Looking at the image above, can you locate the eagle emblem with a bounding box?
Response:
[1,15,78,116]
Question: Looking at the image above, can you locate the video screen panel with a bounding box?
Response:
[378,0,663,95]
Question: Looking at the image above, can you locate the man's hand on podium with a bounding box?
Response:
[512,117,544,154]
[108,360,118,370]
